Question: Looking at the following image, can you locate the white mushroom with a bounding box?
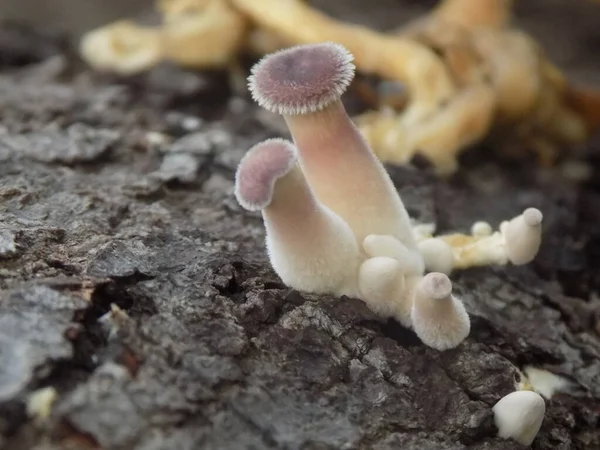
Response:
[492,390,546,446]
[501,207,543,265]
[410,272,470,350]
[358,256,408,323]
[234,138,361,296]
[248,42,420,253]
[417,238,456,275]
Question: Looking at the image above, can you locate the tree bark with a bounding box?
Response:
[1,1,600,448]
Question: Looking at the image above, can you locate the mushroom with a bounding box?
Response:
[492,390,545,446]
[234,0,457,123]
[358,256,407,322]
[79,20,162,75]
[410,272,470,350]
[160,0,248,69]
[500,207,543,265]
[234,138,361,296]
[247,42,420,254]
[417,238,455,275]
[233,43,546,351]
[432,0,514,30]
[471,221,493,237]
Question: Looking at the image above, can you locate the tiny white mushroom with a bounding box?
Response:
[410,272,470,350]
[471,220,493,237]
[417,238,455,275]
[358,256,408,322]
[493,390,546,446]
[501,208,543,265]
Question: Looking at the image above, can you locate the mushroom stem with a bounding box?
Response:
[284,102,418,249]
[500,207,543,265]
[410,272,470,350]
[161,0,248,68]
[439,232,509,269]
[404,83,496,174]
[358,256,408,322]
[235,139,360,296]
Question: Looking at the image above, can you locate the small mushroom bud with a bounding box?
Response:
[248,42,419,254]
[358,256,411,325]
[410,272,470,350]
[234,138,360,296]
[362,234,425,275]
[471,221,493,237]
[501,207,543,265]
[492,390,545,446]
[417,237,455,275]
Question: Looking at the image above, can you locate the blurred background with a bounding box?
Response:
[1,0,599,87]
[0,0,150,36]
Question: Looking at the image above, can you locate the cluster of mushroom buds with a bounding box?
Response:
[234,42,544,351]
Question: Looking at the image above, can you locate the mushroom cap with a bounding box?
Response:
[471,221,493,237]
[248,42,355,115]
[418,272,453,300]
[492,390,545,446]
[234,138,298,211]
[522,207,543,227]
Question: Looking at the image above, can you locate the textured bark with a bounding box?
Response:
[1,1,600,449]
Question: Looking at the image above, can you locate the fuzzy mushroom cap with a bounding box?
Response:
[418,272,453,300]
[234,138,297,211]
[248,42,355,115]
[522,207,543,226]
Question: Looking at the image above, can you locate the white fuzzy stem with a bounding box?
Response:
[263,165,361,296]
[284,101,418,251]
